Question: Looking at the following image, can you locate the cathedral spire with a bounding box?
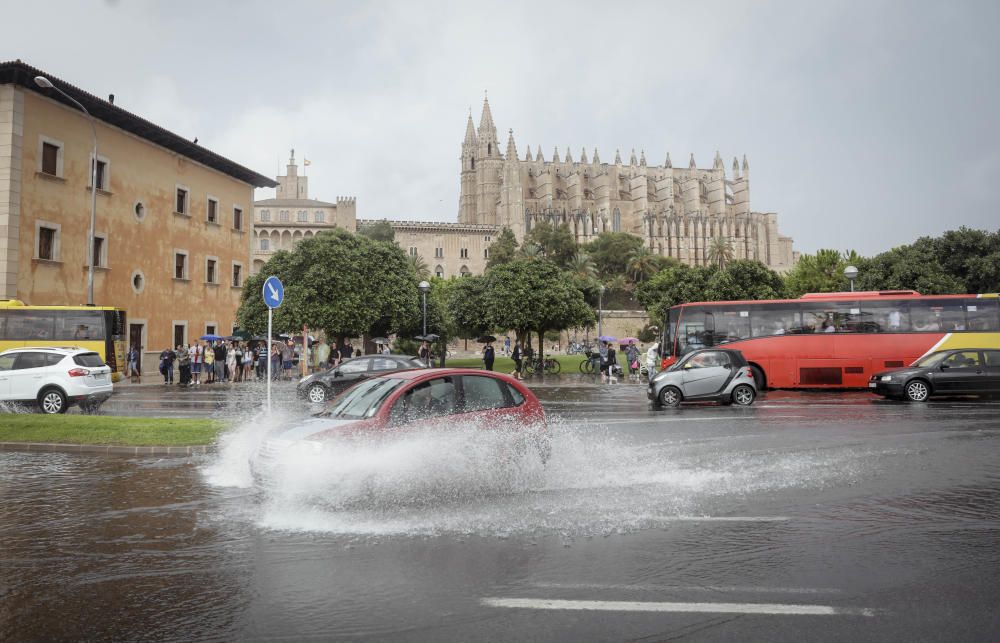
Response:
[614,149,622,165]
[478,92,499,157]
[525,144,532,162]
[689,153,697,169]
[665,152,672,168]
[742,154,749,172]
[505,129,518,161]
[732,156,740,178]
[552,146,561,163]
[640,149,647,166]
[580,147,588,164]
[629,149,638,165]
[593,148,601,164]
[463,110,477,146]
[565,146,573,163]
[536,146,544,162]
[713,150,723,170]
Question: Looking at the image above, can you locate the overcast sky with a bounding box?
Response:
[5,0,999,255]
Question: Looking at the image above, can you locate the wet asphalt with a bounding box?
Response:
[2,377,1000,641]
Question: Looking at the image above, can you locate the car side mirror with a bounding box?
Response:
[333,370,343,377]
[940,364,950,371]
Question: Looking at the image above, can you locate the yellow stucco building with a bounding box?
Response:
[0,60,276,373]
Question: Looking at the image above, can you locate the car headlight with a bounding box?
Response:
[880,375,893,382]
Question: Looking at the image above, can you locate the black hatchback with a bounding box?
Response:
[297,355,425,403]
[870,349,1000,401]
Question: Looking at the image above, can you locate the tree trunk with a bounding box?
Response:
[538,328,545,372]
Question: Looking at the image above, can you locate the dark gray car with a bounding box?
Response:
[648,348,757,407]
[870,348,1000,401]
[297,355,424,403]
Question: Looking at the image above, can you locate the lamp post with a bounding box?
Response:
[35,76,98,306]
[418,280,430,366]
[844,265,859,292]
[598,284,606,338]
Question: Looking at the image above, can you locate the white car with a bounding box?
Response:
[0,347,114,414]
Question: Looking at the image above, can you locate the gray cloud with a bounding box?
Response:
[5,0,998,254]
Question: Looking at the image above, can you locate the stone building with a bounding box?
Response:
[0,60,277,370]
[458,96,796,271]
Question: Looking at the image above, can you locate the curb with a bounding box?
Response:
[0,442,214,456]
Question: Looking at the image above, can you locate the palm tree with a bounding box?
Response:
[408,254,429,280]
[626,245,661,283]
[518,242,541,260]
[707,236,735,269]
[568,251,597,280]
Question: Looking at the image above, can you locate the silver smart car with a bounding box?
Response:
[648,348,757,407]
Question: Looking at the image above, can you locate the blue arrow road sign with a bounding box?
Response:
[263,275,284,309]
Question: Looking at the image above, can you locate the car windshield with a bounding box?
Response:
[323,377,403,419]
[912,352,948,368]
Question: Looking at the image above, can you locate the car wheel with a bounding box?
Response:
[38,388,67,414]
[904,379,930,402]
[750,365,766,391]
[658,386,682,407]
[731,384,756,406]
[307,383,328,403]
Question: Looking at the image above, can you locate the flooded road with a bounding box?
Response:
[3,386,1000,640]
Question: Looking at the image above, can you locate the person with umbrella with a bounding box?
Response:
[624,340,640,382]
[480,336,496,371]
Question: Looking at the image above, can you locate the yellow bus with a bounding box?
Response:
[0,300,127,382]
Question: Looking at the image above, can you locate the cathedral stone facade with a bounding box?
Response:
[254,97,795,277]
[459,96,795,271]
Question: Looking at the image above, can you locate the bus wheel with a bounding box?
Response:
[905,379,930,402]
[750,365,766,391]
[659,386,682,408]
[38,388,67,414]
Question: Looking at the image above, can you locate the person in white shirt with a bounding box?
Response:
[189,342,203,386]
[646,342,660,382]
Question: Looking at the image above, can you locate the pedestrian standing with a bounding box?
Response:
[160,347,175,384]
[483,342,495,371]
[190,341,203,386]
[598,341,610,383]
[214,341,227,383]
[256,344,267,380]
[281,341,295,380]
[504,336,511,356]
[177,345,191,386]
[128,345,141,383]
[511,341,522,379]
[270,344,282,380]
[242,343,253,381]
[228,342,239,383]
[646,342,659,383]
[625,343,640,382]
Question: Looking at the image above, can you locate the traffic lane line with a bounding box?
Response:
[481,597,877,617]
[529,582,842,595]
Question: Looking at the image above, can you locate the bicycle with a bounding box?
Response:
[524,356,561,375]
[578,351,600,374]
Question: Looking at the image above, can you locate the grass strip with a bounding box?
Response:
[0,415,226,446]
[443,354,589,373]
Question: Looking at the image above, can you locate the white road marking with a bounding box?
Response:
[530,582,843,595]
[660,516,790,522]
[481,597,876,617]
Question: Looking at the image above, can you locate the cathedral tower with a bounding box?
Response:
[474,94,503,225]
[458,112,477,223]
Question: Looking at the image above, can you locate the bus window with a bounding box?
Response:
[750,306,800,337]
[965,299,999,331]
[0,312,6,339]
[677,308,710,355]
[797,302,861,333]
[860,301,910,333]
[710,310,751,344]
[5,310,56,340]
[910,299,965,331]
[54,310,105,341]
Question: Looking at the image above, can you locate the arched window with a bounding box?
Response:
[279,210,290,222]
[488,143,492,155]
[314,211,325,223]
[612,208,621,232]
[470,157,475,169]
[260,238,269,251]
[435,265,444,278]
[460,266,471,277]
[297,210,308,222]
[260,209,271,222]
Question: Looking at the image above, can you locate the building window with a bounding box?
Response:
[206,258,218,284]
[613,208,621,232]
[205,324,216,336]
[297,210,308,222]
[314,211,325,223]
[36,223,59,261]
[232,262,243,288]
[484,236,491,243]
[38,137,64,177]
[484,247,490,259]
[460,266,471,277]
[176,187,189,214]
[409,246,417,256]
[260,238,270,251]
[260,209,271,222]
[91,156,109,191]
[233,207,243,231]
[435,265,444,278]
[131,270,145,294]
[435,247,443,258]
[173,323,186,348]
[91,234,107,268]
[279,210,290,222]
[174,251,188,279]
[134,201,145,221]
[207,198,219,223]
[460,248,468,259]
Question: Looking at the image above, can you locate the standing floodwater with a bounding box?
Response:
[3,388,1000,640]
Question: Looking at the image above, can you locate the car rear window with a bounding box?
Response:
[73,353,105,368]
[505,383,525,406]
[461,375,508,412]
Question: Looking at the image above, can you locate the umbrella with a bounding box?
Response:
[477,335,497,343]
[200,334,223,341]
[416,334,440,342]
[597,335,617,342]
[372,337,390,344]
[230,328,252,340]
[619,337,639,345]
[223,336,241,341]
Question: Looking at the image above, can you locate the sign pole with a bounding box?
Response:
[267,307,273,413]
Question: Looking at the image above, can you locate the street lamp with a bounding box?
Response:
[844,265,859,292]
[418,280,430,366]
[598,284,606,338]
[35,76,99,306]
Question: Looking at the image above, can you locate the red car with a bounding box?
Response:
[253,369,549,481]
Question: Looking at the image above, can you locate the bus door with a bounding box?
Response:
[677,309,710,355]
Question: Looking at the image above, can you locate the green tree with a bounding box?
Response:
[480,259,595,363]
[783,249,850,296]
[625,245,664,284]
[357,219,395,243]
[854,244,965,294]
[931,227,1000,293]
[567,251,597,281]
[486,227,519,268]
[236,229,420,338]
[408,253,430,280]
[522,221,578,268]
[636,263,717,324]
[399,276,456,366]
[706,236,735,270]
[705,260,785,301]
[584,232,645,279]
[448,274,493,341]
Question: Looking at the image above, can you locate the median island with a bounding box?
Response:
[0,415,225,447]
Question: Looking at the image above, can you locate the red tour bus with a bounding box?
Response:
[660,291,1000,389]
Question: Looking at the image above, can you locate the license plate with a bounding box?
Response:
[868,382,876,388]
